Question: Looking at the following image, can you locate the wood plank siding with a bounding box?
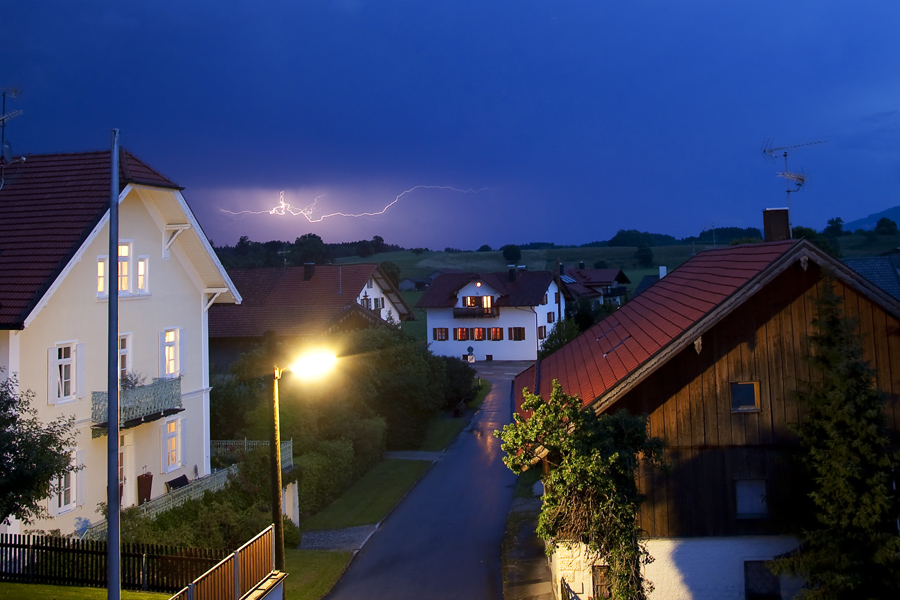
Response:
[618,263,900,538]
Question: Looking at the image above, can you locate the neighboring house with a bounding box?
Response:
[208,263,414,368]
[515,239,900,599]
[560,264,631,307]
[0,150,240,536]
[417,267,564,361]
[842,256,900,301]
[633,266,669,298]
[398,277,430,291]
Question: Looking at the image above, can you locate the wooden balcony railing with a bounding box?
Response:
[453,306,500,318]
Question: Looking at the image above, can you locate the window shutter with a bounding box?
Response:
[158,332,166,378]
[75,343,86,400]
[178,329,187,378]
[179,417,187,467]
[48,347,58,405]
[76,450,85,507]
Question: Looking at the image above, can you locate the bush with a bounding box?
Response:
[441,356,478,410]
[296,439,354,515]
[343,417,387,476]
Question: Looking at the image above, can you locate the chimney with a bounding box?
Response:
[579,260,585,270]
[508,265,516,282]
[559,263,565,276]
[659,266,667,278]
[303,263,315,281]
[763,208,791,242]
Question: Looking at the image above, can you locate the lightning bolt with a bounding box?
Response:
[221,185,485,223]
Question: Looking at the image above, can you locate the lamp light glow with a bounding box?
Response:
[289,351,337,379]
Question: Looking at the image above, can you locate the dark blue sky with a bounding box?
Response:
[4,2,899,249]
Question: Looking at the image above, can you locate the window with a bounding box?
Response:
[161,417,183,473]
[118,243,131,292]
[52,451,77,516]
[433,328,449,341]
[463,296,492,308]
[555,291,560,303]
[49,342,83,404]
[453,328,469,341]
[160,328,181,378]
[735,479,768,519]
[541,293,548,305]
[136,256,149,294]
[592,565,612,599]
[118,335,131,382]
[509,327,526,341]
[473,328,486,341]
[538,326,547,339]
[547,311,555,323]
[367,279,373,289]
[97,258,108,296]
[373,298,383,310]
[731,381,760,412]
[489,327,503,341]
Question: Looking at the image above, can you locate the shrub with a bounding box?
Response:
[441,356,478,410]
[296,439,354,515]
[343,417,387,476]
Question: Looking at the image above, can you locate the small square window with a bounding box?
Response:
[736,479,768,519]
[731,381,760,412]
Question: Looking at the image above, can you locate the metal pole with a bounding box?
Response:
[107,130,121,600]
[266,331,285,571]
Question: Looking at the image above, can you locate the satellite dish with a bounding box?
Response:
[2,141,11,164]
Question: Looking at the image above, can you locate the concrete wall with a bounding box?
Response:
[550,536,802,600]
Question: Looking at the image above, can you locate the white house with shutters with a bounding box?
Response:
[0,150,240,536]
[416,267,564,361]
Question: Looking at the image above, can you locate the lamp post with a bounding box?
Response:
[266,331,336,572]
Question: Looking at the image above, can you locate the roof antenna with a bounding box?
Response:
[762,139,828,238]
[0,88,25,190]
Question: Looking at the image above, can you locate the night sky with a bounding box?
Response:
[4,2,899,250]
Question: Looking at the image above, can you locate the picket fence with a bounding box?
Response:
[0,533,227,593]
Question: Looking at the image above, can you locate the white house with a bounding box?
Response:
[0,149,240,536]
[416,267,564,361]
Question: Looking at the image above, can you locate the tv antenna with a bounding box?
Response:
[761,138,828,237]
[1,88,22,152]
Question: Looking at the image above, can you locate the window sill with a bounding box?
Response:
[54,506,76,517]
[731,408,761,414]
[96,293,152,302]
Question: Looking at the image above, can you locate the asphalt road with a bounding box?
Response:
[325,361,531,600]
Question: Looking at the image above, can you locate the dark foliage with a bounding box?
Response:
[440,356,478,410]
[634,244,653,267]
[607,229,678,247]
[875,217,898,235]
[500,244,522,263]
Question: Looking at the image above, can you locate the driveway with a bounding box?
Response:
[325,360,532,600]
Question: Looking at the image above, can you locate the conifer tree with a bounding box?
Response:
[771,282,900,598]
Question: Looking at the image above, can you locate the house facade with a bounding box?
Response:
[208,263,414,369]
[516,239,900,599]
[0,150,240,536]
[417,268,564,361]
[560,265,631,307]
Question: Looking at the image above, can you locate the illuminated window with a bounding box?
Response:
[473,328,486,341]
[136,257,149,293]
[118,243,131,292]
[433,328,449,341]
[489,327,503,341]
[731,382,760,412]
[97,258,107,296]
[161,328,180,378]
[162,418,182,473]
[509,327,526,341]
[538,326,547,339]
[453,328,469,341]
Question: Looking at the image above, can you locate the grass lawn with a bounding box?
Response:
[420,417,467,452]
[0,583,168,599]
[301,459,431,531]
[468,379,491,409]
[284,549,352,600]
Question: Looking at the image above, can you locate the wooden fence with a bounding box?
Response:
[170,525,274,600]
[0,533,227,593]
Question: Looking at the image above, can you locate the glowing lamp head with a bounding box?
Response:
[288,351,337,380]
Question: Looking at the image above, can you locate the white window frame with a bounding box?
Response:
[50,450,77,516]
[118,334,132,383]
[117,241,133,294]
[48,342,84,405]
[160,328,181,379]
[161,417,185,473]
[97,256,109,297]
[136,255,149,294]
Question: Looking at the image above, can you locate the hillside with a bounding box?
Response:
[844,205,900,231]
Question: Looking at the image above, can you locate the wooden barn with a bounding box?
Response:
[515,238,900,600]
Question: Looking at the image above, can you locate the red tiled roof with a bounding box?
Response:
[0,150,180,328]
[416,271,556,308]
[564,267,631,286]
[517,241,802,410]
[209,264,408,338]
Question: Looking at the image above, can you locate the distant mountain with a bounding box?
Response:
[844,206,900,231]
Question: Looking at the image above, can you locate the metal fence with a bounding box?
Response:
[211,439,293,469]
[169,525,274,600]
[0,533,227,593]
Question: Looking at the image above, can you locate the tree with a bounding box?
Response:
[634,244,653,268]
[501,244,522,263]
[1,372,78,524]
[538,318,581,359]
[290,233,331,264]
[371,235,386,253]
[356,240,375,258]
[875,217,898,235]
[770,283,900,598]
[496,382,666,600]
[792,226,840,258]
[822,217,844,239]
[477,244,492,252]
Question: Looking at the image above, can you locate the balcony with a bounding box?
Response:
[91,376,183,435]
[453,306,500,318]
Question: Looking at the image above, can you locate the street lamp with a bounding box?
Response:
[269,337,337,571]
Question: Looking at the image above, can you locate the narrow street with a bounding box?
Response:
[325,361,530,600]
